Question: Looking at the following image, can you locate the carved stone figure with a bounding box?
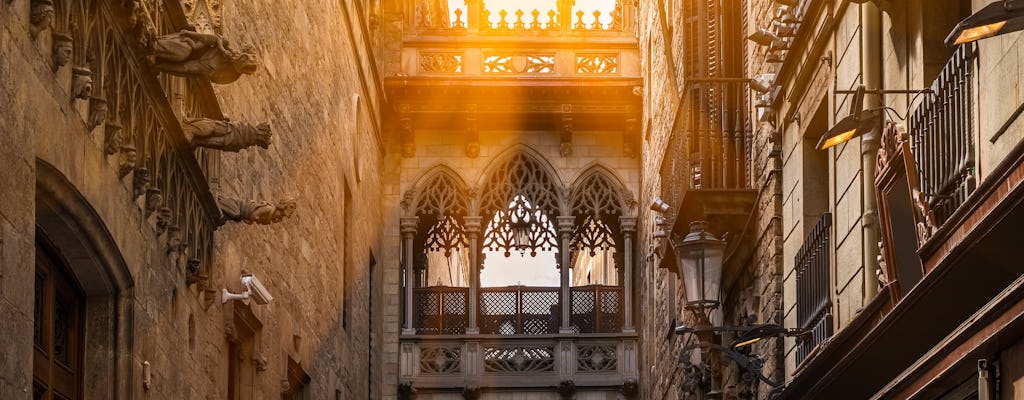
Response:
[145,188,163,215]
[118,145,137,178]
[147,30,258,84]
[186,258,203,285]
[397,382,417,400]
[71,66,93,100]
[29,0,54,38]
[556,380,576,399]
[89,97,108,131]
[133,167,150,199]
[216,195,296,225]
[51,32,73,70]
[155,207,171,235]
[182,118,272,151]
[104,122,123,155]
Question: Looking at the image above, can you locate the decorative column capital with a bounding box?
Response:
[556,215,576,235]
[400,217,419,235]
[463,216,483,233]
[619,216,638,233]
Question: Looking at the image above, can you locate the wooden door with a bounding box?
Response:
[33,248,83,400]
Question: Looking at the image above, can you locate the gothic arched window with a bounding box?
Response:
[413,170,470,287]
[569,170,626,286]
[479,153,562,261]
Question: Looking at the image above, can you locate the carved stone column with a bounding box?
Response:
[464,216,482,334]
[401,217,419,335]
[620,216,637,333]
[557,215,576,333]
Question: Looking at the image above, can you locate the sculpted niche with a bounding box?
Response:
[147,30,258,84]
[182,118,271,152]
[216,195,296,225]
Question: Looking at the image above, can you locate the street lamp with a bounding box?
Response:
[946,0,1024,46]
[673,221,726,312]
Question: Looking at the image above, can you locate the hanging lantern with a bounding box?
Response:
[672,221,726,310]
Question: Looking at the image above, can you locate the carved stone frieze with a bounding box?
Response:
[147,30,258,84]
[51,32,73,70]
[182,118,271,151]
[29,0,54,38]
[216,195,296,225]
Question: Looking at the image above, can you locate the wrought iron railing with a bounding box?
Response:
[795,213,833,363]
[570,285,623,333]
[479,286,561,335]
[414,287,469,335]
[911,45,977,228]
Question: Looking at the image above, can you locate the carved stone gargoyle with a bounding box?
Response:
[181,118,271,152]
[216,195,296,225]
[147,30,258,84]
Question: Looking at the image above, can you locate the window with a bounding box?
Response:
[795,213,833,364]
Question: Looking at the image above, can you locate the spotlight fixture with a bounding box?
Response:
[749,74,777,93]
[650,197,670,213]
[773,20,799,37]
[774,0,798,7]
[747,29,787,47]
[945,0,1024,46]
[816,86,882,150]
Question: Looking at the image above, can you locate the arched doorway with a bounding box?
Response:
[34,160,134,400]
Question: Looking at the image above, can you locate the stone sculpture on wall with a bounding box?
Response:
[216,195,296,225]
[71,66,93,100]
[147,30,258,84]
[51,32,73,70]
[29,0,54,38]
[182,118,272,151]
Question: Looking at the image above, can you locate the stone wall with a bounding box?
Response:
[0,0,384,398]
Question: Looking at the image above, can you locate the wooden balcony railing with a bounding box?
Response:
[659,79,752,219]
[911,45,977,228]
[412,285,623,336]
[795,213,833,364]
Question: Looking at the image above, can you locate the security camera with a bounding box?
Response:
[222,273,274,305]
[650,197,670,213]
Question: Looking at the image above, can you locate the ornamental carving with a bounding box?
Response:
[216,195,296,225]
[483,54,555,74]
[71,66,93,100]
[182,118,272,152]
[419,346,461,374]
[576,344,617,372]
[147,30,258,84]
[51,32,73,70]
[576,54,619,75]
[29,0,54,38]
[483,346,555,373]
[419,53,463,74]
[89,98,108,132]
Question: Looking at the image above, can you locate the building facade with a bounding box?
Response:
[0,0,385,398]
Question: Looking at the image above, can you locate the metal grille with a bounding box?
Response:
[570,285,623,333]
[414,287,469,335]
[911,45,977,227]
[479,287,560,335]
[795,213,832,364]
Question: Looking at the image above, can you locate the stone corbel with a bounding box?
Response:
[182,118,272,152]
[145,188,163,216]
[397,381,417,400]
[51,32,73,71]
[104,122,123,155]
[251,352,268,372]
[216,195,296,225]
[29,0,54,38]
[166,225,185,254]
[132,167,150,200]
[118,146,137,179]
[89,97,108,132]
[71,66,93,101]
[154,207,171,235]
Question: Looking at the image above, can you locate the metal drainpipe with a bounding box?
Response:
[860,0,883,300]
